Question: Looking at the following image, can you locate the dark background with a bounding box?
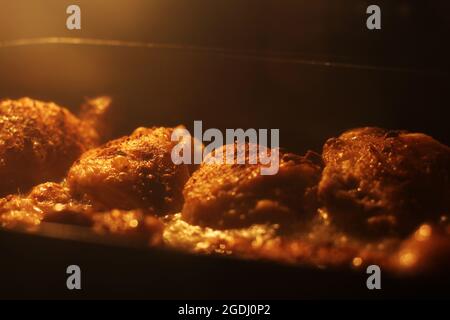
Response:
[0,0,450,299]
[1,229,449,299]
[0,0,449,153]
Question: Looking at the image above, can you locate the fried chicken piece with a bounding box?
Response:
[0,197,43,230]
[79,96,115,143]
[0,182,94,228]
[319,127,450,237]
[181,143,322,229]
[67,127,191,214]
[0,97,111,197]
[0,182,164,245]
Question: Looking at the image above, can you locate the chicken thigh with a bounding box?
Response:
[182,143,322,229]
[0,97,110,196]
[318,127,450,237]
[67,127,191,214]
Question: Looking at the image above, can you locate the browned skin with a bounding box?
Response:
[1,126,449,272]
[0,182,94,228]
[0,181,164,245]
[182,144,322,230]
[319,127,450,237]
[0,97,107,197]
[79,96,115,143]
[67,127,191,214]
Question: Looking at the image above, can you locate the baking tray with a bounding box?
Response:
[1,222,449,299]
[0,2,449,298]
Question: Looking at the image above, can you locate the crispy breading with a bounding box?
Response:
[182,144,322,229]
[0,97,108,196]
[319,127,450,237]
[67,127,191,213]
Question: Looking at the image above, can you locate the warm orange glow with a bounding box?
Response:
[129,219,139,228]
[318,208,329,220]
[414,224,432,241]
[352,257,363,267]
[399,251,417,268]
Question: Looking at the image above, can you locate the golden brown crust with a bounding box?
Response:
[182,144,322,229]
[0,181,164,239]
[79,96,114,143]
[318,127,450,237]
[92,209,164,246]
[0,98,100,196]
[0,181,94,228]
[1,120,449,273]
[67,127,191,213]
